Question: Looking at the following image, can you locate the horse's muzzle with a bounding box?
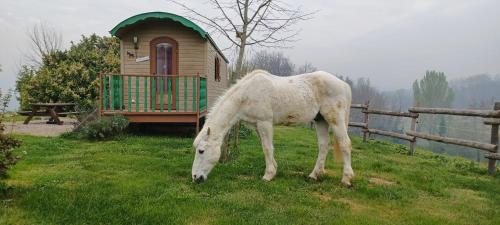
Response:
[193,175,205,183]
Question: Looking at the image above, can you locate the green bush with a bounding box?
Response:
[237,122,254,138]
[0,132,21,178]
[0,179,8,196]
[0,89,21,196]
[228,122,254,140]
[16,34,120,110]
[80,115,129,140]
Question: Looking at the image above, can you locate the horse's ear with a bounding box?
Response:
[207,127,211,136]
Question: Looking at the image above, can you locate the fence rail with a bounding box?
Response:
[408,107,500,118]
[349,102,500,174]
[351,104,368,109]
[364,109,418,118]
[369,128,414,141]
[406,131,497,152]
[348,122,367,129]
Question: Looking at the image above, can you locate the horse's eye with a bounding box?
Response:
[198,150,205,154]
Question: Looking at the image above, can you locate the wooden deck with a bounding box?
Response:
[102,111,207,123]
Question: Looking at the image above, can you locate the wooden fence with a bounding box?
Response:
[348,102,500,174]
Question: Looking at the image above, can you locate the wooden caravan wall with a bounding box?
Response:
[205,43,229,108]
[119,20,206,112]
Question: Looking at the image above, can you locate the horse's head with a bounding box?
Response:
[192,127,221,183]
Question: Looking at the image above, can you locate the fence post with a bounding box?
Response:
[488,102,500,174]
[408,113,418,155]
[362,101,370,142]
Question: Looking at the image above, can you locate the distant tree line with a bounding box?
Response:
[451,74,500,109]
[246,50,317,76]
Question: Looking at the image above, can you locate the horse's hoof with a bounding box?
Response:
[308,173,319,181]
[341,172,354,188]
[262,174,275,181]
[262,176,273,182]
[341,180,353,188]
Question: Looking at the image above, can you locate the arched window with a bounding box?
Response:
[215,56,221,82]
[155,43,173,76]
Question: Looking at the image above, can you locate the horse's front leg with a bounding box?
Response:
[256,121,277,181]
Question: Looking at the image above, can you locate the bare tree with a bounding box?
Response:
[171,0,315,79]
[25,22,62,66]
[352,78,379,105]
[337,75,354,87]
[249,51,295,76]
[296,61,317,74]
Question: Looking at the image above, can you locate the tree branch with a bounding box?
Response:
[210,0,240,33]
[169,0,241,47]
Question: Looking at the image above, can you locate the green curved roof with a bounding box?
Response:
[110,12,228,62]
[110,12,207,38]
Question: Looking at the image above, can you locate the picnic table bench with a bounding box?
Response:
[18,103,79,125]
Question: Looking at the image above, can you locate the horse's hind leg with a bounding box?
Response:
[256,121,277,181]
[321,105,354,187]
[309,118,329,180]
[332,122,354,187]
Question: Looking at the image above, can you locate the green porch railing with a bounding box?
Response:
[199,77,207,111]
[100,74,208,113]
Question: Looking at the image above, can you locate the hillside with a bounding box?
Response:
[1,126,499,225]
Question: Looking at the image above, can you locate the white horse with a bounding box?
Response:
[192,70,354,186]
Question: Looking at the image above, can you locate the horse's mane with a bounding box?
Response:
[206,70,270,120]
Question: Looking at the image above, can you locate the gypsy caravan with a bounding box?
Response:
[100,12,229,132]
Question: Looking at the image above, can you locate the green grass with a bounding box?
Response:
[1,126,499,225]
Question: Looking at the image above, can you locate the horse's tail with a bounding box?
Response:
[332,105,349,163]
[333,138,343,162]
[334,90,351,163]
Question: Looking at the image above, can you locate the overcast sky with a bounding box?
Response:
[1,0,499,106]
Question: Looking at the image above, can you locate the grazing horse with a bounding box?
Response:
[192,70,354,186]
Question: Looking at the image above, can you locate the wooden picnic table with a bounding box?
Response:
[19,103,78,125]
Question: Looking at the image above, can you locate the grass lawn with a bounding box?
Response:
[1,126,499,225]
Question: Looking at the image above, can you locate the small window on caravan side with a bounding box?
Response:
[215,56,221,82]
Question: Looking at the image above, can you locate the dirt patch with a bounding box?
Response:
[3,118,76,137]
[368,177,396,186]
[312,192,333,201]
[236,175,255,181]
[336,198,370,213]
